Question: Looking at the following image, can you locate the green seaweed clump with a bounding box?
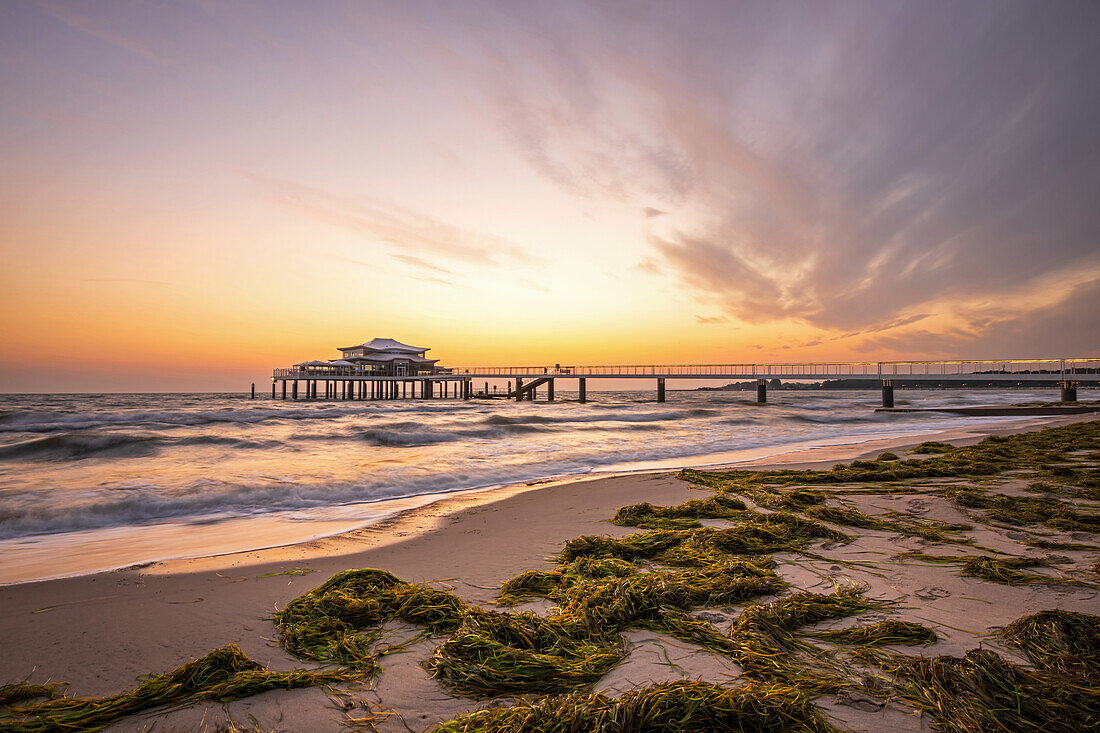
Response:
[1001,610,1100,683]
[897,552,1085,586]
[612,495,748,529]
[0,685,63,708]
[562,516,848,566]
[946,489,1099,532]
[431,679,838,733]
[426,609,625,696]
[274,568,467,673]
[909,441,952,454]
[0,646,347,733]
[813,620,937,646]
[883,648,1099,733]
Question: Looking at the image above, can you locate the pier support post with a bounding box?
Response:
[271,381,276,399]
[756,379,767,404]
[1060,381,1078,402]
[463,378,471,400]
[281,380,287,399]
[657,378,666,403]
[578,378,587,403]
[515,377,524,402]
[547,379,555,401]
[882,380,894,408]
[292,381,298,400]
[527,385,535,401]
[251,383,255,399]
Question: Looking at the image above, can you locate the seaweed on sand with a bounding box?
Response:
[812,620,937,647]
[612,495,748,529]
[430,679,838,733]
[562,515,848,565]
[896,552,1085,586]
[721,586,884,688]
[1001,610,1100,683]
[909,441,952,454]
[273,568,467,673]
[945,489,1100,532]
[878,648,1099,733]
[0,685,62,708]
[680,419,1100,488]
[0,646,348,733]
[426,609,625,696]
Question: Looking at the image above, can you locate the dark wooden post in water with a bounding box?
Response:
[292,380,299,400]
[657,378,666,403]
[756,379,767,403]
[271,381,276,399]
[251,383,255,399]
[281,380,287,399]
[881,380,894,408]
[547,379,555,401]
[1061,381,1078,402]
[578,378,587,403]
[515,377,524,402]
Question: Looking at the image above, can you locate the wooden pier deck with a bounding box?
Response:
[263,358,1099,405]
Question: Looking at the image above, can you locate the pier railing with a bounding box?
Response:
[445,358,1099,380]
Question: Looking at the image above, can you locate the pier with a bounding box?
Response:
[268,351,1099,406]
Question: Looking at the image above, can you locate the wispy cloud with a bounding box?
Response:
[458,1,1100,354]
[390,254,454,276]
[35,0,171,65]
[244,172,536,268]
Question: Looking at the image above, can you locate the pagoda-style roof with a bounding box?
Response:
[338,338,429,353]
[345,353,438,364]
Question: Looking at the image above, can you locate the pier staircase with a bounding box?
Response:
[503,376,553,399]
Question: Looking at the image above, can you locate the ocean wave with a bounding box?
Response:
[0,405,382,434]
[0,434,161,460]
[357,422,547,447]
[0,432,282,461]
[482,408,717,426]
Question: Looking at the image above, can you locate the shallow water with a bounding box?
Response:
[0,388,1062,582]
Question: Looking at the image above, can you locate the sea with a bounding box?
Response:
[0,388,1061,584]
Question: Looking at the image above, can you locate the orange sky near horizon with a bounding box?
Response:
[2,1,1097,392]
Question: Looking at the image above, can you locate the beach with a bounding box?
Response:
[1,412,1096,731]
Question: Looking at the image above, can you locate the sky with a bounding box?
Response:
[1,0,1098,392]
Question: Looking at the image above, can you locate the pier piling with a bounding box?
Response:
[657,378,666,403]
[251,383,255,399]
[1061,381,1078,402]
[292,381,298,400]
[547,379,555,401]
[515,377,524,402]
[756,379,767,403]
[578,378,587,403]
[882,380,894,408]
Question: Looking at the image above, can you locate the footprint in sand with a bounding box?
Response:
[915,586,951,601]
[906,498,930,515]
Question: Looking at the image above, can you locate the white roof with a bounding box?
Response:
[295,360,333,367]
[347,353,438,363]
[328,360,357,366]
[341,337,429,353]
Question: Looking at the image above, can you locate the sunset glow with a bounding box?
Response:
[2,1,1098,392]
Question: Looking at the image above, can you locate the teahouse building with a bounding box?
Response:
[335,338,441,376]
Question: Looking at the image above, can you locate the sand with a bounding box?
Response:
[1,413,1096,732]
